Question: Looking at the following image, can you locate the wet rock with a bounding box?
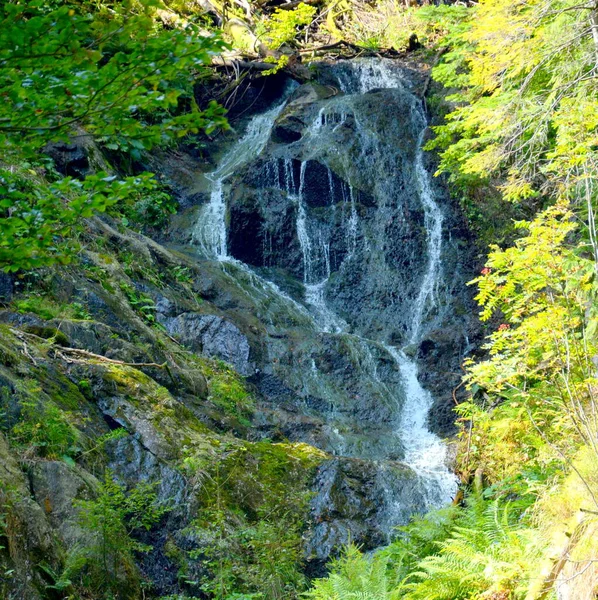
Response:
[106,436,188,509]
[152,58,479,568]
[215,72,294,119]
[163,312,254,376]
[271,83,339,144]
[305,457,419,576]
[104,436,198,596]
[44,141,90,178]
[0,273,13,303]
[54,320,115,355]
[97,394,179,462]
[228,185,303,273]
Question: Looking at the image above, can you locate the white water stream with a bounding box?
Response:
[193,59,457,521]
[193,99,290,259]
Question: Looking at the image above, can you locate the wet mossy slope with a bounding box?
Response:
[0,218,325,600]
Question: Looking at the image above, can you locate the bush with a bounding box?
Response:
[59,471,170,598]
[257,4,316,50]
[9,398,79,461]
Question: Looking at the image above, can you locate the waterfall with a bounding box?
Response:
[263,157,349,333]
[334,59,457,509]
[192,98,290,259]
[385,345,457,507]
[193,58,459,542]
[409,114,445,344]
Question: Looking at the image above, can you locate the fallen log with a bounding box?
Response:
[211,56,278,71]
[268,0,324,10]
[299,39,404,58]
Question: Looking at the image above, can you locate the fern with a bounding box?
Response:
[304,544,398,600]
[399,499,540,600]
[305,498,543,600]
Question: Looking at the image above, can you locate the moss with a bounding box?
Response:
[97,253,115,264]
[104,363,157,393]
[199,358,255,418]
[77,379,92,399]
[32,366,87,411]
[0,328,20,368]
[23,325,70,346]
[12,295,92,323]
[13,296,60,320]
[103,364,212,440]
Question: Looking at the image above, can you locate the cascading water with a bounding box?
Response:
[192,58,460,551]
[335,62,457,510]
[192,97,290,260]
[408,116,444,344]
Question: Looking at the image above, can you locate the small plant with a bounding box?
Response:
[70,302,92,320]
[305,544,392,600]
[119,283,157,324]
[262,55,290,76]
[13,295,93,321]
[10,398,79,461]
[257,3,316,50]
[115,173,178,229]
[58,471,170,598]
[80,429,129,476]
[172,265,193,283]
[202,359,255,420]
[13,296,60,320]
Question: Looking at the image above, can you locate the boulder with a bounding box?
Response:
[29,460,98,549]
[163,312,253,376]
[305,456,420,576]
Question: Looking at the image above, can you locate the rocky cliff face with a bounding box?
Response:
[0,57,479,599]
[167,59,479,569]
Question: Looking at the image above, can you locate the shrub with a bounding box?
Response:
[59,471,170,598]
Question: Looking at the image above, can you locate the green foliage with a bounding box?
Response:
[1,165,115,272]
[171,265,193,283]
[183,441,323,599]
[262,55,290,77]
[460,203,598,483]
[14,295,61,320]
[119,282,158,324]
[258,4,316,50]
[320,2,468,52]
[0,0,227,272]
[427,0,598,208]
[116,173,178,229]
[381,505,460,587]
[306,496,544,600]
[202,359,255,420]
[400,500,540,600]
[61,471,170,598]
[305,544,396,600]
[8,397,80,461]
[0,0,226,149]
[13,294,91,321]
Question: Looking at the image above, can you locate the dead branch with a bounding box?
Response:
[268,0,324,10]
[55,346,167,369]
[536,517,587,600]
[212,56,278,71]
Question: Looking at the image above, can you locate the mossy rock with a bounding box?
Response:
[24,325,70,346]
